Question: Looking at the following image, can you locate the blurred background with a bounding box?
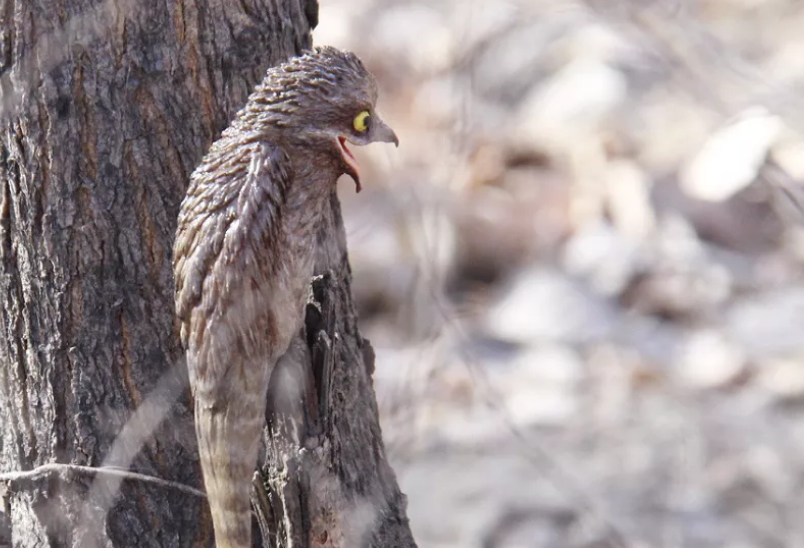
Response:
[314,1,804,547]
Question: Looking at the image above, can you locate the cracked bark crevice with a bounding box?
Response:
[255,194,416,548]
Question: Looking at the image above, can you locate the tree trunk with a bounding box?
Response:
[0,1,415,547]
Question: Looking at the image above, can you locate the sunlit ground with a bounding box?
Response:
[315,1,804,546]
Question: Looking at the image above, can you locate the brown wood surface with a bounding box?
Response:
[0,1,414,546]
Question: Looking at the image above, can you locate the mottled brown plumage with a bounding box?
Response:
[172,46,397,548]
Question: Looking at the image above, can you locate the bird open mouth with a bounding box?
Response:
[337,136,362,192]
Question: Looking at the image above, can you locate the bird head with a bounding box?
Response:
[254,46,398,192]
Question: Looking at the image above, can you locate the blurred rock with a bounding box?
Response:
[490,344,584,426]
[411,75,467,127]
[681,107,783,202]
[452,171,569,290]
[484,267,617,344]
[368,4,453,73]
[756,355,804,400]
[397,451,577,548]
[726,287,804,359]
[452,0,521,54]
[563,221,641,296]
[605,160,656,239]
[620,267,731,321]
[517,58,627,148]
[676,329,747,389]
[618,216,733,319]
[472,20,556,105]
[771,135,804,180]
[636,93,717,174]
[652,178,784,255]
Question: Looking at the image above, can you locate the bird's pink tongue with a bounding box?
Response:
[338,136,362,192]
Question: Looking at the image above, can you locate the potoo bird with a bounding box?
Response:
[172,46,398,548]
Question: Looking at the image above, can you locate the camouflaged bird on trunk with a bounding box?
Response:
[173,46,398,548]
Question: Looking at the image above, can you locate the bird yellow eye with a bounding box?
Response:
[353,110,371,132]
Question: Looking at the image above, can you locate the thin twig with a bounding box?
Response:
[0,463,206,499]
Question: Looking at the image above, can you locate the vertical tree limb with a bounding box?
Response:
[0,0,415,546]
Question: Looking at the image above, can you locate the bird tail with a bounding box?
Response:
[195,399,264,548]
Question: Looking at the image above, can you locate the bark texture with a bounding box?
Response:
[252,198,416,548]
[0,0,415,546]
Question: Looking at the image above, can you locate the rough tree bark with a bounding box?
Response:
[0,1,416,547]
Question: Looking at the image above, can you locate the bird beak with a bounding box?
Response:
[338,115,398,194]
[368,116,399,147]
